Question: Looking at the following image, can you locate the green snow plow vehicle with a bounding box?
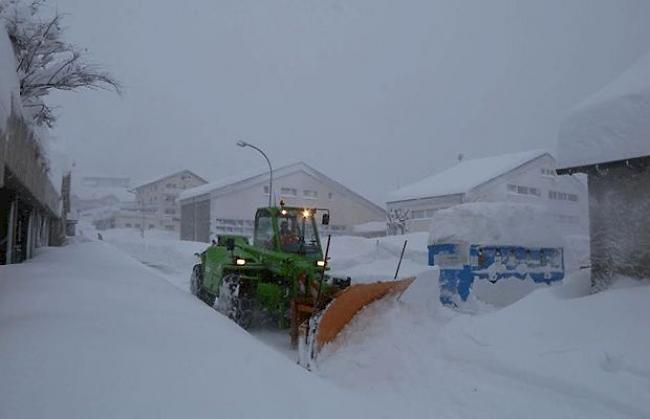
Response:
[190,201,414,366]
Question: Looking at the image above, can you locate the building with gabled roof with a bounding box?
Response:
[178,161,386,242]
[131,169,207,233]
[387,150,588,235]
[557,50,650,288]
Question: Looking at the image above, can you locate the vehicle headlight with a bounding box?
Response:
[316,260,326,267]
[236,258,246,266]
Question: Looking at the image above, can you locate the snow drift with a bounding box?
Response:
[428,202,563,248]
[0,241,379,419]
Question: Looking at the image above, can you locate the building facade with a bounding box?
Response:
[387,150,589,235]
[557,50,650,288]
[179,162,386,242]
[0,29,63,264]
[132,170,207,232]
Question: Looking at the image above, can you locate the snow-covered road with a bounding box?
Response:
[0,240,378,419]
[2,236,648,418]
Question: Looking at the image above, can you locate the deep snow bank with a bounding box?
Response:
[317,271,650,418]
[0,241,380,419]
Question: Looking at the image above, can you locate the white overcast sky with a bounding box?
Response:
[48,0,650,203]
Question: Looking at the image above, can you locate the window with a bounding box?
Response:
[281,187,297,197]
[126,223,132,228]
[164,208,176,215]
[263,185,270,195]
[254,213,275,249]
[303,189,318,199]
[508,184,540,197]
[541,168,556,176]
[148,224,155,229]
[328,192,333,199]
[549,190,578,202]
[134,223,141,228]
[165,225,175,231]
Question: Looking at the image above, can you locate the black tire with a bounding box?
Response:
[215,273,254,329]
[190,264,203,297]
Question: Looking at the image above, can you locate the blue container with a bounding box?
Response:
[428,242,564,306]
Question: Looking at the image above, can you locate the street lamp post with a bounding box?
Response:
[236,140,273,207]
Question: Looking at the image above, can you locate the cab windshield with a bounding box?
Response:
[278,209,321,255]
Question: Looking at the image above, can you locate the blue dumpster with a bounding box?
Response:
[429,242,564,307]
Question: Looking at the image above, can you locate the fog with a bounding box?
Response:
[49,0,650,203]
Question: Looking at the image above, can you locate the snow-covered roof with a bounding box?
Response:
[428,202,563,248]
[388,150,549,202]
[178,163,291,201]
[0,29,20,132]
[133,170,207,191]
[73,185,134,202]
[558,51,650,169]
[179,161,385,215]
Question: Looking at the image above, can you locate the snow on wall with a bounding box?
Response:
[0,27,19,132]
[428,202,563,248]
[558,50,650,168]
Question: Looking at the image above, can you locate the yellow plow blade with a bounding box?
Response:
[298,277,414,369]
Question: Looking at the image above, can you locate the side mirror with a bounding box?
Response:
[226,238,235,251]
[321,213,330,226]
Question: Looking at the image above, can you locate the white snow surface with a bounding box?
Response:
[0,28,19,132]
[428,202,563,248]
[388,149,548,202]
[0,240,380,419]
[558,50,650,168]
[317,272,650,418]
[2,226,646,418]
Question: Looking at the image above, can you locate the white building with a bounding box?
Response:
[178,162,386,242]
[386,150,588,235]
[133,170,207,232]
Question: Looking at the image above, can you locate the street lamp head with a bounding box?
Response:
[236,140,248,148]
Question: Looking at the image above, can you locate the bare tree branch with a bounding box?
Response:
[1,0,121,128]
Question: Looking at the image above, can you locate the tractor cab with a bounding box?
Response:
[253,203,327,257]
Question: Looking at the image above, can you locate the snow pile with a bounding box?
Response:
[0,28,20,132]
[318,270,650,417]
[429,202,563,248]
[399,266,440,313]
[388,149,548,201]
[0,241,379,419]
[558,50,650,168]
[327,232,429,282]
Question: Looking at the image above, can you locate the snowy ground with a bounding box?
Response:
[2,227,648,418]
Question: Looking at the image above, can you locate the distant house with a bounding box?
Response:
[178,162,386,242]
[387,150,588,235]
[557,51,650,288]
[132,170,207,232]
